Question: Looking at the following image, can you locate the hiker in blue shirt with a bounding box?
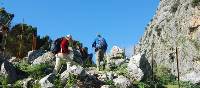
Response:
[92,34,107,71]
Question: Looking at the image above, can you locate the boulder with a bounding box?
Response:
[22,78,34,88]
[128,54,144,81]
[107,59,126,69]
[110,46,125,59]
[39,73,55,88]
[180,71,200,84]
[68,65,86,77]
[101,85,112,88]
[32,52,55,65]
[113,76,132,88]
[9,57,17,63]
[70,50,83,65]
[27,50,45,63]
[0,60,17,84]
[106,72,114,80]
[60,64,86,84]
[60,70,70,85]
[83,75,103,88]
[98,73,108,82]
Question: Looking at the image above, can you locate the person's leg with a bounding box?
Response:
[101,51,106,70]
[54,54,61,74]
[96,50,100,71]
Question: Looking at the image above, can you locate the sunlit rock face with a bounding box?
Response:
[136,0,200,83]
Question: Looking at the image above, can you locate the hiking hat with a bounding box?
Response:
[66,34,72,38]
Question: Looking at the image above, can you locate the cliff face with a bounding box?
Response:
[137,0,200,83]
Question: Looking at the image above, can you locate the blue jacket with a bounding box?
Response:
[92,36,107,52]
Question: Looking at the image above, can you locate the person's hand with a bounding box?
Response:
[61,48,63,53]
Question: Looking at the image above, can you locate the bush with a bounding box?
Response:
[33,81,41,88]
[66,73,78,88]
[154,65,176,85]
[104,80,114,85]
[0,75,8,88]
[115,64,128,77]
[137,82,151,88]
[14,61,53,80]
[192,0,200,7]
[13,80,23,88]
[54,74,63,88]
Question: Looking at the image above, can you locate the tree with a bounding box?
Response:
[6,24,37,58]
[37,35,52,51]
[0,7,14,27]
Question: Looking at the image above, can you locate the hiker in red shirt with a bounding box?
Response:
[54,34,72,74]
[60,36,69,54]
[58,34,72,58]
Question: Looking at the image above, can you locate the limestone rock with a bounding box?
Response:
[137,0,200,83]
[110,46,125,59]
[27,50,45,63]
[39,73,55,88]
[113,76,132,88]
[60,64,86,85]
[22,78,34,88]
[101,85,112,88]
[180,71,200,84]
[128,54,144,81]
[0,61,17,84]
[32,52,55,65]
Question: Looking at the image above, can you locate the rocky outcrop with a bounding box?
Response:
[39,73,55,88]
[180,71,200,83]
[109,46,125,59]
[128,54,144,81]
[32,52,55,65]
[106,46,127,70]
[137,0,200,83]
[0,61,17,84]
[60,64,86,85]
[27,50,45,63]
[113,75,132,88]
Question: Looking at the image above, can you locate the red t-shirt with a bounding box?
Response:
[60,38,69,54]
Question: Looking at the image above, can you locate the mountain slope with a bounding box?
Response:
[137,0,200,83]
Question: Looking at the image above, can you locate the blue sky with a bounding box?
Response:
[1,0,159,57]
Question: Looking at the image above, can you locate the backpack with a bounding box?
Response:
[51,37,63,54]
[96,37,107,52]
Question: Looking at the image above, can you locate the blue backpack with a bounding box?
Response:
[96,37,107,52]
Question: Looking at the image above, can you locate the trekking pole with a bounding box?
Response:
[176,47,180,88]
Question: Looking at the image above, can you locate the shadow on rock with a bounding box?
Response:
[139,50,152,81]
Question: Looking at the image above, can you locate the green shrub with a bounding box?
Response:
[54,74,63,88]
[66,73,78,88]
[33,81,41,88]
[137,82,151,88]
[14,61,53,80]
[170,81,200,88]
[104,80,114,85]
[13,80,23,88]
[114,64,129,77]
[192,0,200,7]
[0,75,8,88]
[154,65,176,85]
